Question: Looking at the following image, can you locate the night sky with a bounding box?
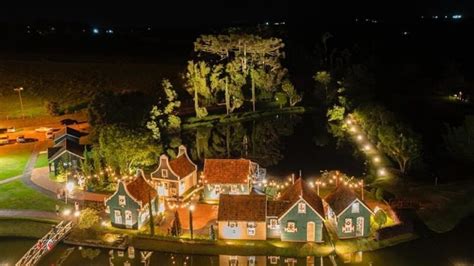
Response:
[0,1,472,26]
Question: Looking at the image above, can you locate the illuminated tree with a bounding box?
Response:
[78,208,100,230]
[281,79,302,106]
[184,61,211,118]
[374,209,388,229]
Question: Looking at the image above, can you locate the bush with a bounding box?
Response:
[78,208,100,230]
[44,101,62,116]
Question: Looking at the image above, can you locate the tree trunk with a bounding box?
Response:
[225,77,230,115]
[148,191,155,236]
[251,71,256,112]
[226,125,230,158]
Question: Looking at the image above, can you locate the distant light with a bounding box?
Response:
[452,14,462,19]
[92,28,100,34]
[421,16,424,19]
[378,168,386,176]
[402,31,409,36]
[265,21,269,26]
[433,15,439,19]
[106,29,114,34]
[444,15,448,19]
[62,209,72,216]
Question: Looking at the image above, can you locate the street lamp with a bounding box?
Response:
[65,182,74,204]
[13,87,24,119]
[189,204,195,240]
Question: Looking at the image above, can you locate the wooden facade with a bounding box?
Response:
[325,185,374,239]
[105,171,158,230]
[151,145,197,199]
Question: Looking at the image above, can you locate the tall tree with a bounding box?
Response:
[184,61,212,118]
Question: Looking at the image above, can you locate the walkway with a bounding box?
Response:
[0,209,60,220]
[31,167,108,202]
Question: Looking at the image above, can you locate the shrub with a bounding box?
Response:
[78,208,100,230]
[44,101,62,116]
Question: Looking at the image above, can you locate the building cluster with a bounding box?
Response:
[100,144,375,242]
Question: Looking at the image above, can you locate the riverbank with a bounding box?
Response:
[0,217,56,238]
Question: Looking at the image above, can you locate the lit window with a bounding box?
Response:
[352,202,360,213]
[228,221,238,228]
[214,185,221,193]
[119,195,126,206]
[298,202,306,213]
[269,256,280,264]
[247,222,256,235]
[268,218,278,229]
[230,185,238,193]
[342,218,354,233]
[161,169,168,178]
[285,221,297,233]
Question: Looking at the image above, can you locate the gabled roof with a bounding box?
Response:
[48,138,85,162]
[217,194,267,222]
[203,159,251,184]
[325,185,370,215]
[54,127,83,141]
[278,178,325,218]
[169,154,196,178]
[125,173,157,206]
[267,200,289,217]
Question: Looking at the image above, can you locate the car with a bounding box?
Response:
[16,135,26,143]
[7,127,16,133]
[35,127,53,132]
[0,135,9,145]
[60,119,78,126]
[46,131,54,139]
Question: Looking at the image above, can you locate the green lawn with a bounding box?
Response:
[34,153,48,168]
[0,180,63,211]
[0,148,32,180]
[0,218,56,238]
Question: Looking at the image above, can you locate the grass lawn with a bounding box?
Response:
[34,153,48,169]
[0,180,64,211]
[0,145,33,180]
[0,218,56,238]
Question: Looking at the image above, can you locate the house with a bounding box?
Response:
[151,145,197,198]
[104,171,158,229]
[201,159,256,202]
[325,185,374,239]
[47,138,86,175]
[274,178,326,242]
[53,126,83,145]
[217,194,267,240]
[47,126,87,175]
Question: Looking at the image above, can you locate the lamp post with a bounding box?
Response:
[13,87,24,119]
[189,204,195,240]
[65,182,74,204]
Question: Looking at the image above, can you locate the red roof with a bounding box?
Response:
[278,178,325,218]
[126,174,157,206]
[218,194,267,221]
[169,155,196,178]
[325,185,364,215]
[203,159,251,184]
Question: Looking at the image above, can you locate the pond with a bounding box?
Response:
[180,113,364,179]
[2,215,474,265]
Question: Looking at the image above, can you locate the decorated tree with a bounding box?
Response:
[78,208,100,230]
[147,79,182,157]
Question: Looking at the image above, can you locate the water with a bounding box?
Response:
[2,215,474,266]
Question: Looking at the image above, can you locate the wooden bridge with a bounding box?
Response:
[16,220,74,266]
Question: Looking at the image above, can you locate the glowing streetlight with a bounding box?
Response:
[356,135,363,141]
[373,156,381,163]
[13,87,24,119]
[65,182,74,204]
[62,209,72,216]
[378,168,386,176]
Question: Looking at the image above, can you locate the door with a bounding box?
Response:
[307,221,315,242]
[356,217,364,236]
[315,221,323,242]
[114,210,122,224]
[125,210,133,228]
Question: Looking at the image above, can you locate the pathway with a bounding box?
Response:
[0,209,60,220]
[31,167,108,202]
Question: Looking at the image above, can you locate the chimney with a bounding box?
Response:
[160,154,169,165]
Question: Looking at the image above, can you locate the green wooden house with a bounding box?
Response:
[47,126,87,175]
[325,185,374,239]
[275,178,326,242]
[201,159,256,202]
[104,171,158,229]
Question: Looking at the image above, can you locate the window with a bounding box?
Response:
[161,169,168,178]
[228,221,238,228]
[268,218,278,229]
[298,202,306,213]
[247,222,256,236]
[352,202,360,213]
[269,256,280,265]
[214,185,221,194]
[230,185,238,193]
[342,218,354,233]
[285,221,297,233]
[119,195,126,206]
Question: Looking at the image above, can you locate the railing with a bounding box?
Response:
[16,220,74,266]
